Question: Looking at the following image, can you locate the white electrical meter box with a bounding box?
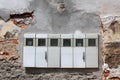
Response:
[61,34,73,68]
[23,33,36,67]
[86,34,98,68]
[48,34,60,68]
[73,34,85,68]
[36,34,48,67]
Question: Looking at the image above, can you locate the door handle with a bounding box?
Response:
[83,52,85,62]
[45,51,48,62]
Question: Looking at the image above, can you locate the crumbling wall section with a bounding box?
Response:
[0,59,101,80]
[101,16,120,79]
[101,19,120,68]
[104,43,120,68]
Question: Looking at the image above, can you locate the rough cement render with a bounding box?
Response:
[0,59,102,80]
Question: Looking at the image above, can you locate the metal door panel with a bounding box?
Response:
[61,34,73,68]
[48,34,60,68]
[86,34,98,68]
[48,48,60,67]
[23,47,35,67]
[61,55,72,67]
[86,47,98,68]
[23,33,35,67]
[73,34,85,68]
[61,47,73,68]
[36,34,48,67]
[74,47,85,68]
[36,47,47,67]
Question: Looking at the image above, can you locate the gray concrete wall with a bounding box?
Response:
[17,0,101,35]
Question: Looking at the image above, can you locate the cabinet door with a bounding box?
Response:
[86,34,98,68]
[61,34,73,68]
[23,34,35,67]
[48,34,60,68]
[74,34,85,68]
[36,34,48,67]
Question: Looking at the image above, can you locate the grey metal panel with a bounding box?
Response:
[85,34,98,68]
[48,47,60,67]
[61,47,73,68]
[48,34,60,68]
[23,33,36,67]
[36,34,48,67]
[86,47,98,68]
[73,34,86,68]
[23,47,36,67]
[61,34,73,68]
[36,46,48,67]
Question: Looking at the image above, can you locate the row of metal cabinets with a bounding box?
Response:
[23,33,98,68]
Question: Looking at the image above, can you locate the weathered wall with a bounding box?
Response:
[101,16,120,68]
[101,16,120,79]
[27,0,101,33]
[0,0,102,79]
[1,0,120,80]
[0,59,102,80]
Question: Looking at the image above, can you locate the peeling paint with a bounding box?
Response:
[9,11,34,28]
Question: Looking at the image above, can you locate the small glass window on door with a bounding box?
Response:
[76,39,83,47]
[50,39,58,46]
[38,39,46,46]
[88,39,96,46]
[63,39,71,47]
[26,38,33,46]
